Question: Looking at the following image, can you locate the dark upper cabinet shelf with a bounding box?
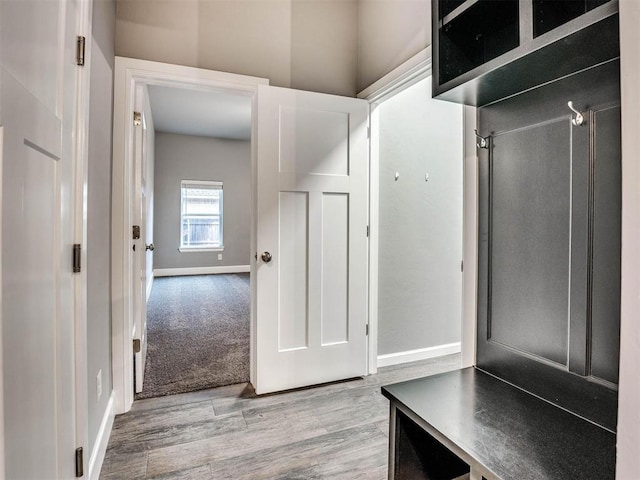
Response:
[432,0,619,106]
[533,0,610,37]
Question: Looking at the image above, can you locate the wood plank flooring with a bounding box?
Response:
[100,354,461,479]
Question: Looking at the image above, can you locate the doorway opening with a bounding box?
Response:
[366,67,466,370]
[111,58,268,412]
[133,83,254,399]
[114,56,389,411]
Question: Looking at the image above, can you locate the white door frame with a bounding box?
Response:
[357,46,478,374]
[615,0,640,475]
[0,126,4,476]
[74,0,93,473]
[111,57,268,414]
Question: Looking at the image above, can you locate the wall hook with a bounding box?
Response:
[567,101,585,126]
[474,129,489,149]
[395,172,400,181]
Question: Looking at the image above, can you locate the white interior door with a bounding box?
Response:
[255,84,369,394]
[0,0,82,476]
[133,105,148,393]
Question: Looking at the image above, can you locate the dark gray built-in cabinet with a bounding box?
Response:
[476,59,621,431]
[434,0,622,432]
[433,0,619,106]
[384,1,621,478]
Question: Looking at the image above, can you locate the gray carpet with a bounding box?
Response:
[136,273,250,399]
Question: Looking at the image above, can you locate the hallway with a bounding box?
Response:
[101,354,461,479]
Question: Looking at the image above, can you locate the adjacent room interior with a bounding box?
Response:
[135,84,253,399]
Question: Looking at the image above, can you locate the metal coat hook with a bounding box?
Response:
[567,101,585,126]
[474,130,489,149]
[395,172,400,181]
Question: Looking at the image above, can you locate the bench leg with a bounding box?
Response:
[388,404,397,479]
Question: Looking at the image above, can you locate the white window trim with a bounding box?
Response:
[180,179,224,250]
[178,247,224,253]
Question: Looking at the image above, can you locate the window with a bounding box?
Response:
[180,180,223,251]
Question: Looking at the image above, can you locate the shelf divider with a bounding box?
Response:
[440,0,480,28]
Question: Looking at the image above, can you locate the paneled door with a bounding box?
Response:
[0,0,84,476]
[255,85,369,394]
[133,97,149,394]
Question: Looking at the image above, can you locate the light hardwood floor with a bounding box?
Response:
[100,354,462,479]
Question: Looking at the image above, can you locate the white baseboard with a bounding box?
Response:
[376,342,461,368]
[88,391,115,480]
[154,265,250,277]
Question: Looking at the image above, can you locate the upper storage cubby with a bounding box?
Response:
[432,0,619,106]
[439,0,519,85]
[533,0,609,37]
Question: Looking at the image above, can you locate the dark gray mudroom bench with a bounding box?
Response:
[382,368,616,480]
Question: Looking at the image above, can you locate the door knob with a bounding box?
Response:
[261,251,272,263]
[145,243,154,251]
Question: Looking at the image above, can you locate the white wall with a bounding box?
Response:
[291,0,358,96]
[377,76,463,357]
[615,0,640,477]
[153,133,251,270]
[357,0,431,92]
[115,0,358,97]
[116,0,433,96]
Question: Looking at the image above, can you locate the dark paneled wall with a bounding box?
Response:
[476,60,621,431]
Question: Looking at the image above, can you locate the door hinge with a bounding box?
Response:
[367,126,371,139]
[133,338,141,353]
[76,36,85,66]
[461,260,464,272]
[366,225,370,237]
[366,324,369,336]
[72,244,81,273]
[133,111,142,126]
[75,447,83,477]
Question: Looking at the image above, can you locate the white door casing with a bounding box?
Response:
[255,85,369,394]
[358,47,478,372]
[0,126,4,476]
[112,57,268,413]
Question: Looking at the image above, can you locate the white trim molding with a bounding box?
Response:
[357,47,432,103]
[615,0,640,476]
[377,342,462,368]
[461,105,478,368]
[178,248,224,253]
[0,126,4,479]
[88,391,115,480]
[154,265,250,277]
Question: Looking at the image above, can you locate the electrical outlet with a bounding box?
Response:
[218,253,222,260]
[96,370,102,401]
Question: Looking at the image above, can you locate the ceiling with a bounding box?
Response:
[147,85,252,140]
